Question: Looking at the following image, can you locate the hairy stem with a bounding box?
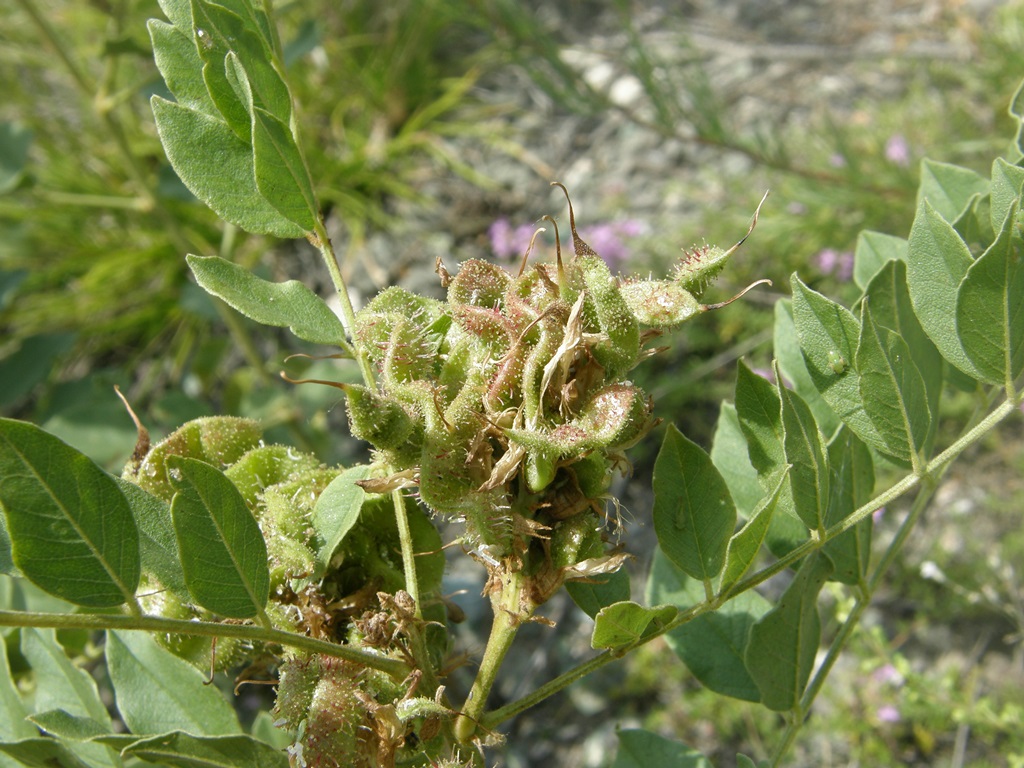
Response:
[0,610,409,678]
[454,566,533,742]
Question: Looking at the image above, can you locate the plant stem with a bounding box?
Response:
[392,488,421,617]
[769,478,937,765]
[0,609,409,678]
[480,396,1019,729]
[454,566,532,742]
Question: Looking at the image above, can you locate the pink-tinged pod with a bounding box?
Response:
[447,258,512,308]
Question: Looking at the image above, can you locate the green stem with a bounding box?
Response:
[769,478,936,765]
[481,397,1020,730]
[0,610,408,678]
[391,488,421,618]
[312,220,376,388]
[454,566,532,742]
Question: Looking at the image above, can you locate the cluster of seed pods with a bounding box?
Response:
[347,186,766,578]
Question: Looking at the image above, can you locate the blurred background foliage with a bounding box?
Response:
[2,1,1024,763]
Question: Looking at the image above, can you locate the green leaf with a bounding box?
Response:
[0,638,33,740]
[821,428,874,585]
[168,456,270,619]
[0,122,33,194]
[863,259,943,453]
[311,464,373,579]
[107,631,241,736]
[148,20,218,115]
[20,629,120,768]
[592,601,677,650]
[611,730,712,768]
[956,201,1024,386]
[652,425,735,581]
[856,302,931,463]
[115,479,188,597]
[251,107,318,231]
[774,299,840,438]
[565,568,631,619]
[734,361,785,477]
[733,363,806,557]
[906,199,983,379]
[990,158,1024,233]
[778,367,829,533]
[27,710,111,741]
[720,470,787,593]
[790,276,884,452]
[0,740,93,768]
[646,549,768,702]
[0,332,76,410]
[917,159,989,223]
[191,0,290,123]
[186,255,345,346]
[0,419,140,607]
[151,97,306,238]
[853,230,908,290]
[710,402,763,519]
[744,553,834,711]
[122,732,288,768]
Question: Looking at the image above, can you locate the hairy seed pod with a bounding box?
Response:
[125,416,262,501]
[619,279,701,328]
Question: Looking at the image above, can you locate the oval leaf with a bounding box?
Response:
[151,97,305,238]
[122,732,290,768]
[592,601,677,650]
[790,276,884,451]
[0,418,140,608]
[168,456,269,619]
[778,365,830,533]
[906,199,983,379]
[955,201,1024,386]
[646,549,768,702]
[311,464,373,578]
[652,425,735,581]
[107,631,241,736]
[856,302,931,462]
[744,553,834,711]
[187,255,346,346]
[612,729,712,768]
[720,469,788,594]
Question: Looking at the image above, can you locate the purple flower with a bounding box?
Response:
[488,218,537,261]
[885,134,911,167]
[829,153,847,169]
[577,219,647,269]
[872,664,903,686]
[877,704,901,724]
[815,248,854,282]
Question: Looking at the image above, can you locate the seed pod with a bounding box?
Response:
[575,383,652,450]
[619,279,702,328]
[225,444,322,507]
[447,258,511,308]
[576,255,640,377]
[126,416,262,501]
[354,287,446,371]
[671,244,730,298]
[341,384,416,451]
[550,511,604,570]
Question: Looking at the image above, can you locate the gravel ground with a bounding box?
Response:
[322,2,1014,766]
